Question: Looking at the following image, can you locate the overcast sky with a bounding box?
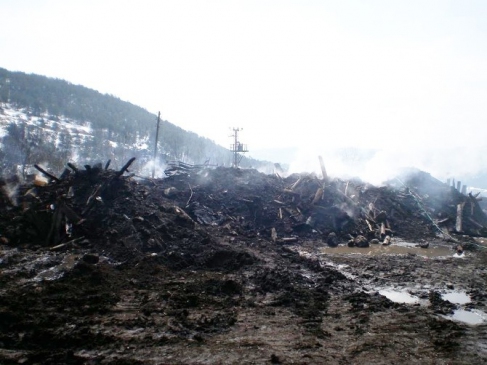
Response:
[1,0,487,183]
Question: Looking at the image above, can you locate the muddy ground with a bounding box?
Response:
[1,164,487,364]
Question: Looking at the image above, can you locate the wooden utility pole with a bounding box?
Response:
[152,112,161,178]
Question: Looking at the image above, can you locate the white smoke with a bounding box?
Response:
[139,159,168,178]
[285,144,487,187]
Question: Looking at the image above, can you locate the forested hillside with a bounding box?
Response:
[0,68,267,178]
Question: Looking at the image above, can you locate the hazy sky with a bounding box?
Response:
[1,0,487,182]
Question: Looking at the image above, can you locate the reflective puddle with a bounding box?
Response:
[446,309,487,325]
[442,291,471,304]
[30,254,79,282]
[379,289,420,304]
[320,242,453,258]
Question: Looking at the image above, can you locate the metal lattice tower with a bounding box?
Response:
[229,128,248,168]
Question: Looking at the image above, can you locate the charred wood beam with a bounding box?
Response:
[311,187,324,205]
[436,217,450,225]
[289,177,303,191]
[456,202,465,232]
[82,157,136,216]
[67,163,79,173]
[273,200,286,205]
[283,189,300,196]
[46,208,63,245]
[318,156,328,182]
[34,164,60,183]
[117,157,136,178]
[280,237,298,243]
[468,217,485,229]
[337,189,358,206]
[50,236,86,251]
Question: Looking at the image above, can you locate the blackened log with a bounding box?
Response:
[34,164,60,183]
[67,163,79,173]
[105,159,111,170]
[116,157,136,178]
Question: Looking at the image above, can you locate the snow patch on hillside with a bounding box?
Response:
[0,103,93,142]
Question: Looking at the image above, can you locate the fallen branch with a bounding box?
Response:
[50,236,86,251]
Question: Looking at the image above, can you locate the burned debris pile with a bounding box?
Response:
[2,159,485,256]
[157,166,487,248]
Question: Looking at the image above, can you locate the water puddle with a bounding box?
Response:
[445,309,487,325]
[442,291,471,304]
[320,241,453,257]
[30,254,79,282]
[379,289,420,304]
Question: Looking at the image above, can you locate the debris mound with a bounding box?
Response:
[2,161,486,255]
